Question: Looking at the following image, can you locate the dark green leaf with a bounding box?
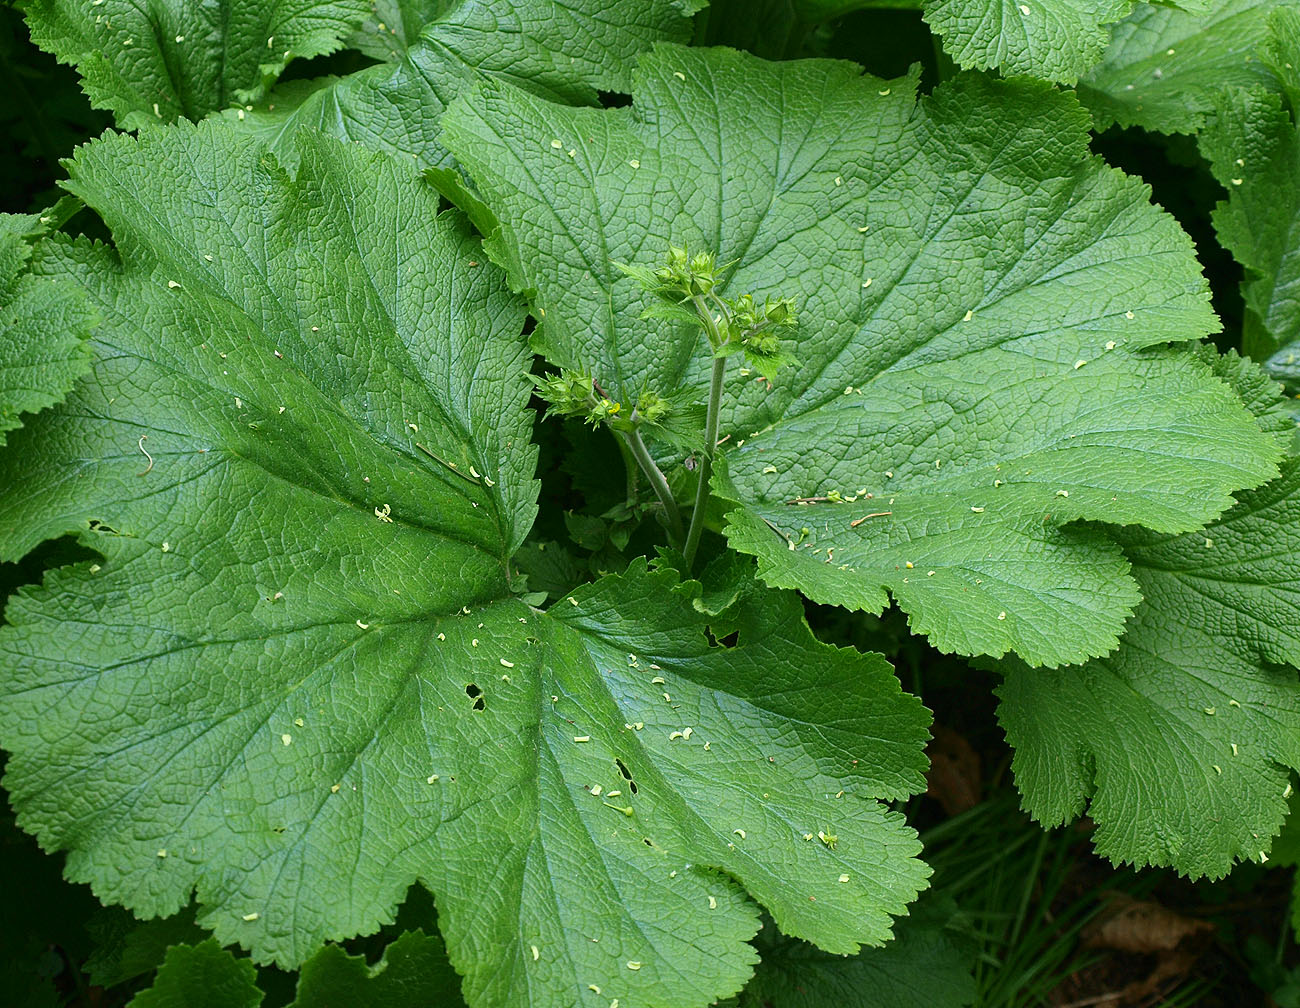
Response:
[127,940,262,1008]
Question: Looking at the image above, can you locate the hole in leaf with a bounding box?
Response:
[465,683,484,711]
[615,758,638,794]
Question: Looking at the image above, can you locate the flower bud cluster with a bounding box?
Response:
[532,369,676,434]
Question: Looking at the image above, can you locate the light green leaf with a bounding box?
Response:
[0,122,930,1008]
[1077,0,1299,134]
[289,930,465,1007]
[0,211,95,447]
[224,0,703,171]
[442,45,1279,667]
[345,0,448,60]
[22,0,371,129]
[1264,7,1300,113]
[998,449,1300,877]
[127,940,262,1008]
[922,0,1133,84]
[1199,17,1300,371]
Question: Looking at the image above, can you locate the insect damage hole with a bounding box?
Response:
[614,757,639,794]
[465,683,485,711]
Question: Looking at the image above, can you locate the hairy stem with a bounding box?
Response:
[681,293,732,571]
[613,431,640,504]
[622,425,685,547]
[683,353,727,570]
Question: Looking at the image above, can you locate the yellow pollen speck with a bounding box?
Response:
[838,873,850,883]
[971,506,984,513]
[531,945,540,960]
[472,639,479,646]
[627,961,642,971]
[629,159,640,168]
[161,542,170,552]
[242,913,260,922]
[330,784,341,793]
[1018,3,1030,13]
[501,658,514,668]
[962,309,973,322]
[835,176,843,186]
[878,88,890,96]
[708,896,717,909]
[356,620,370,630]
[998,612,1007,621]
[1232,178,1243,186]
[294,718,304,727]
[281,733,292,746]
[1125,310,1135,319]
[1105,340,1116,350]
[589,985,601,994]
[157,849,168,858]
[550,139,562,149]
[574,736,590,743]
[734,829,746,839]
[167,280,181,289]
[1074,359,1087,369]
[905,561,914,569]
[673,71,686,80]
[862,278,872,288]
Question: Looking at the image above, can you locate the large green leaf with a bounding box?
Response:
[922,0,1133,84]
[344,0,448,61]
[1077,0,1300,134]
[1198,14,1300,373]
[998,351,1300,876]
[22,0,371,130]
[0,122,930,1008]
[442,44,1280,668]
[223,0,703,171]
[0,210,95,447]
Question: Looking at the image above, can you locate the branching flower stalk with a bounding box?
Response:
[537,244,797,566]
[621,415,686,545]
[532,369,686,545]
